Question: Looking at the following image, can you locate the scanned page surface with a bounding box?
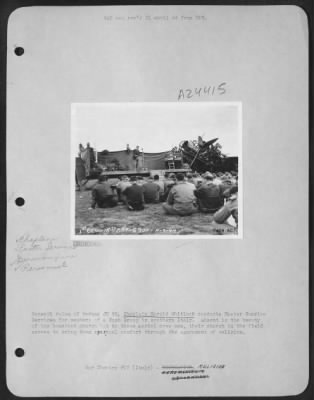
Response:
[6,6,308,396]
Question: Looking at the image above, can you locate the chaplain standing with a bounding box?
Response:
[133,145,142,170]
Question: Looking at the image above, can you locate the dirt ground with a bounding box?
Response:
[75,190,237,236]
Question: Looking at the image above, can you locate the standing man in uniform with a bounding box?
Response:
[133,145,141,170]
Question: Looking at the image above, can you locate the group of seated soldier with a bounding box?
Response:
[89,170,238,226]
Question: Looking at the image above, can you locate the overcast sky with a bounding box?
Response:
[72,102,241,156]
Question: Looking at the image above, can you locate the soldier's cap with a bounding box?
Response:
[223,185,238,197]
[203,171,214,179]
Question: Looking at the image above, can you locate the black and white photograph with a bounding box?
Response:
[72,102,242,237]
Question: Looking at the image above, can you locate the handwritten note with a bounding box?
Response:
[178,83,227,101]
[10,234,76,272]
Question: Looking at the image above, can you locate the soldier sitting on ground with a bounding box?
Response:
[153,174,165,201]
[124,176,145,211]
[143,176,160,203]
[214,186,238,226]
[162,173,197,216]
[194,171,224,214]
[116,175,131,203]
[89,175,118,209]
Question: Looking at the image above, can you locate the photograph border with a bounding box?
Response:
[70,101,243,240]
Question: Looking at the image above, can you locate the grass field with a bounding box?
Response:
[75,190,236,236]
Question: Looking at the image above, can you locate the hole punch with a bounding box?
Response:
[15,197,25,207]
[14,47,24,56]
[15,348,25,357]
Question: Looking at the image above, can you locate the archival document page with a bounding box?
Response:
[6,5,308,397]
